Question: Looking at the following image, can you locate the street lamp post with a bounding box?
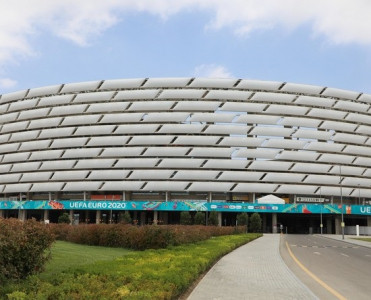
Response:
[320,186,323,235]
[340,165,344,240]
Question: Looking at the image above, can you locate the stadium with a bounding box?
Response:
[0,78,370,234]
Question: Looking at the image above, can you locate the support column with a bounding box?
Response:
[367,216,371,227]
[69,210,74,225]
[326,217,332,234]
[96,210,101,224]
[133,211,138,225]
[140,212,146,225]
[159,211,168,224]
[43,210,49,223]
[218,212,222,227]
[165,192,170,202]
[272,213,278,233]
[0,210,4,218]
[335,216,341,235]
[153,211,158,225]
[18,210,26,221]
[262,214,267,233]
[208,192,212,202]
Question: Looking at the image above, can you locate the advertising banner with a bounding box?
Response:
[0,200,371,215]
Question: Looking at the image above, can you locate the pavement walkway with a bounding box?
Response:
[321,234,371,248]
[187,234,317,300]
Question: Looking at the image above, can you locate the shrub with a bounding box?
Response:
[236,213,248,226]
[208,211,219,226]
[180,211,192,225]
[57,212,70,224]
[0,218,55,283]
[120,211,132,224]
[250,213,262,233]
[194,212,205,225]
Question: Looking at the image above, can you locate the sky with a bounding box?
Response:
[1,0,371,95]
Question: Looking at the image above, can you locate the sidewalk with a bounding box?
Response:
[320,234,371,248]
[187,234,317,300]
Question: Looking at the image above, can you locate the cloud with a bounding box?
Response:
[1,0,371,71]
[0,78,17,89]
[194,64,233,78]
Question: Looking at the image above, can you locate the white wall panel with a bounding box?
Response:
[233,183,277,193]
[0,164,11,173]
[189,113,236,123]
[0,112,18,124]
[18,108,50,120]
[128,101,174,111]
[291,163,331,173]
[61,115,101,126]
[143,147,189,157]
[99,78,145,90]
[332,133,367,144]
[40,160,76,170]
[190,78,237,88]
[334,100,369,113]
[100,113,143,123]
[87,136,129,146]
[11,162,41,172]
[60,81,101,93]
[304,175,340,185]
[307,108,347,120]
[2,152,29,163]
[73,91,115,103]
[143,112,189,122]
[189,147,233,157]
[87,102,129,113]
[345,113,371,125]
[28,117,62,129]
[204,124,249,135]
[173,101,220,111]
[236,80,282,91]
[0,143,19,153]
[75,125,115,136]
[264,105,308,115]
[88,170,129,180]
[316,186,352,196]
[264,139,306,149]
[292,129,332,140]
[39,127,74,139]
[114,89,158,100]
[63,182,102,191]
[218,171,264,181]
[306,142,344,152]
[174,136,219,145]
[188,182,234,192]
[281,83,323,94]
[159,124,204,134]
[358,93,371,103]
[264,173,305,183]
[320,121,357,132]
[129,170,173,179]
[50,137,88,148]
[236,114,280,125]
[74,159,115,169]
[27,85,61,98]
[115,124,159,134]
[250,126,293,137]
[248,161,292,171]
[0,90,27,104]
[38,94,74,107]
[115,158,158,168]
[234,148,279,159]
[52,171,89,180]
[219,137,264,147]
[342,177,371,186]
[343,145,370,156]
[356,125,371,135]
[129,135,174,145]
[277,151,319,162]
[205,90,251,100]
[8,99,38,111]
[20,172,52,182]
[318,153,355,164]
[251,92,296,103]
[0,134,10,144]
[143,77,191,88]
[49,105,87,116]
[322,88,359,100]
[158,158,204,168]
[329,165,365,176]
[173,170,219,180]
[10,131,39,142]
[0,173,21,183]
[63,148,101,158]
[4,183,31,193]
[100,181,144,191]
[353,157,371,167]
[30,150,63,160]
[276,185,317,194]
[31,182,64,192]
[203,159,247,169]
[100,147,144,157]
[0,104,9,114]
[220,102,266,113]
[143,181,190,191]
[295,96,335,107]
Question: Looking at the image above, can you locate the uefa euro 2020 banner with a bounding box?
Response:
[0,200,371,215]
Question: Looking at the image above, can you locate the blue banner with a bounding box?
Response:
[0,200,371,215]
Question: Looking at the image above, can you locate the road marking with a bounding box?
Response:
[313,252,321,255]
[366,255,371,257]
[286,241,346,300]
[302,245,307,248]
[340,253,349,258]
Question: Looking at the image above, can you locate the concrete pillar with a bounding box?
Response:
[165,192,170,202]
[133,211,138,224]
[122,191,126,201]
[208,192,212,202]
[367,216,371,227]
[140,212,146,225]
[262,214,267,233]
[326,217,332,234]
[69,210,74,225]
[153,211,158,225]
[18,210,26,221]
[272,213,278,233]
[335,216,341,235]
[43,210,49,223]
[218,212,222,227]
[0,210,4,218]
[96,210,101,224]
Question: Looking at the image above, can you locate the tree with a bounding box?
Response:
[208,211,219,226]
[58,212,71,224]
[121,211,132,224]
[180,211,192,225]
[250,213,262,233]
[194,211,205,225]
[237,213,248,226]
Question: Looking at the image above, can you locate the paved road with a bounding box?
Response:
[187,234,316,300]
[280,235,371,300]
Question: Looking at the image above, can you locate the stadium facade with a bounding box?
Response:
[0,78,371,234]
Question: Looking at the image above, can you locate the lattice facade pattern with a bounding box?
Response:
[1,78,371,199]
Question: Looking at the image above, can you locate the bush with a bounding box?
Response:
[236,213,248,226]
[0,218,55,283]
[49,223,247,250]
[57,212,70,224]
[180,211,192,225]
[208,211,219,226]
[194,212,205,225]
[250,213,262,233]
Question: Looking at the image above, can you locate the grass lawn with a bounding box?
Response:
[2,234,260,299]
[41,241,133,278]
[351,237,371,242]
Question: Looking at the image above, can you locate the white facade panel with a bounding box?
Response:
[40,160,76,170]
[63,182,102,191]
[343,145,370,156]
[204,124,249,135]
[251,92,296,103]
[0,90,27,104]
[236,80,282,91]
[87,102,129,113]
[306,142,344,153]
[62,148,101,158]
[248,161,292,171]
[329,165,365,176]
[295,96,335,107]
[159,124,204,134]
[233,183,277,193]
[20,172,52,182]
[304,175,340,185]
[39,127,74,139]
[143,147,189,157]
[114,89,159,100]
[50,137,88,148]
[2,152,29,163]
[115,124,159,134]
[100,147,144,157]
[203,159,247,170]
[158,158,204,168]
[217,171,264,181]
[88,170,129,180]
[128,101,174,111]
[11,162,41,172]
[28,117,62,129]
[0,112,18,124]
[234,148,279,159]
[143,112,189,122]
[307,108,347,120]
[264,173,305,183]
[49,104,87,116]
[277,151,319,161]
[31,182,64,192]
[345,113,371,125]
[219,137,264,147]
[250,126,293,137]
[4,183,31,193]
[332,133,367,144]
[220,102,266,113]
[0,173,21,183]
[320,121,357,132]
[60,81,101,93]
[280,117,321,128]
[129,135,174,145]
[334,100,369,113]
[129,170,173,179]
[281,83,323,94]
[189,113,236,123]
[236,114,281,125]
[10,131,39,142]
[100,113,143,124]
[38,94,74,107]
[74,159,115,169]
[276,185,317,194]
[87,136,129,146]
[0,143,19,153]
[9,99,38,112]
[322,88,359,100]
[52,171,89,180]
[264,105,308,115]
[173,101,221,111]
[61,115,101,126]
[174,136,219,146]
[189,147,233,157]
[143,77,191,88]
[100,181,144,191]
[73,91,114,103]
[188,182,234,192]
[205,90,251,100]
[158,88,204,99]
[143,181,190,191]
[292,129,333,140]
[318,153,355,164]
[190,78,237,88]
[74,125,115,136]
[99,78,145,90]
[18,108,50,121]
[173,170,219,180]
[115,158,158,168]
[27,85,61,98]
[263,139,306,149]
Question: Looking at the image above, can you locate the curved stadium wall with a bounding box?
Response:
[1,77,371,203]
